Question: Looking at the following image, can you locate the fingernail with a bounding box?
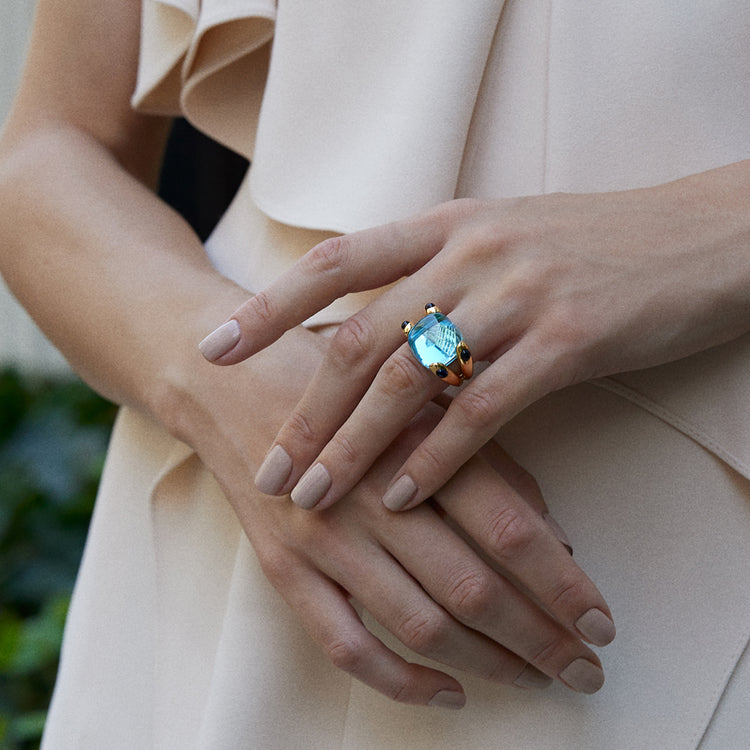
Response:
[382,475,418,511]
[575,608,616,647]
[428,690,466,709]
[559,658,605,694]
[291,463,331,509]
[542,512,573,555]
[513,665,553,690]
[255,445,293,495]
[199,320,241,361]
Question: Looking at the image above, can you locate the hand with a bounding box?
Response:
[183,328,614,706]
[200,163,750,510]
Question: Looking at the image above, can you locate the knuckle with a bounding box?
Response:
[256,545,296,588]
[455,388,500,431]
[528,634,570,673]
[306,236,351,276]
[246,290,276,327]
[485,507,536,562]
[378,352,426,400]
[384,680,414,705]
[329,314,378,370]
[445,569,496,624]
[397,608,452,656]
[435,198,484,231]
[412,440,447,479]
[331,431,359,468]
[546,574,588,614]
[324,635,368,674]
[283,410,318,449]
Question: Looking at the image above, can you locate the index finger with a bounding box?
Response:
[198,208,453,365]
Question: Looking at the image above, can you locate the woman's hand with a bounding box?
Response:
[182,327,614,707]
[200,162,750,510]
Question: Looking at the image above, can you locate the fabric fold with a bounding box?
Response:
[133,0,508,231]
[133,0,275,156]
[249,0,506,232]
[592,333,750,483]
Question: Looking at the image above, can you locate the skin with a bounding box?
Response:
[0,0,614,707]
[208,166,750,512]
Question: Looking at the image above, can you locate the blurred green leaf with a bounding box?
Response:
[0,367,116,748]
[9,710,46,742]
[4,598,68,676]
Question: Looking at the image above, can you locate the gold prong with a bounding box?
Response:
[457,341,474,379]
[429,362,462,386]
[401,320,412,335]
[424,303,440,315]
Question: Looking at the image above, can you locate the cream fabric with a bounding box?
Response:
[44,1,750,748]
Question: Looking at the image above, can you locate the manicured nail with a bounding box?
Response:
[575,608,616,647]
[542,512,573,555]
[513,665,553,690]
[199,320,241,361]
[428,690,466,709]
[255,445,293,495]
[382,475,418,511]
[291,463,331,509]
[559,659,605,694]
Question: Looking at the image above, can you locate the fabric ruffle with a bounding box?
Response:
[132,0,276,157]
[132,0,508,231]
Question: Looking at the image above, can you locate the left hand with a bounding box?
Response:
[200,162,750,510]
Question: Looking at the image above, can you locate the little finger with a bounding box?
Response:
[261,544,467,708]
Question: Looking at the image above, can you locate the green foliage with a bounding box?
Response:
[0,368,116,750]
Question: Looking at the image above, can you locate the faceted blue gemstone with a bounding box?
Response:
[407,312,462,369]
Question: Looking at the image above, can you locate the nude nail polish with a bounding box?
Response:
[575,608,616,647]
[199,320,241,361]
[428,690,466,709]
[382,475,417,511]
[513,665,553,690]
[291,463,331,509]
[559,659,605,694]
[255,445,293,495]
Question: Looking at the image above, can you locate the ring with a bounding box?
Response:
[401,303,474,386]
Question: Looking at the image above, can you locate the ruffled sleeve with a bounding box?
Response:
[132,0,276,158]
[132,0,506,232]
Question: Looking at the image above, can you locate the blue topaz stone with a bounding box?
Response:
[407,312,462,370]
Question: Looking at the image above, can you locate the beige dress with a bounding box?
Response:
[42,1,750,748]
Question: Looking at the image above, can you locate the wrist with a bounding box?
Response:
[153,316,325,464]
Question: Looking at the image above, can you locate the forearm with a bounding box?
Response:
[0,122,248,420]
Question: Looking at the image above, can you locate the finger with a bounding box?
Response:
[258,544,467,708]
[479,440,572,552]
[479,440,547,515]
[315,517,550,690]
[437,454,616,650]
[254,303,441,499]
[198,208,454,365]
[378,479,604,694]
[282,292,525,509]
[384,333,560,510]
[281,344,443,509]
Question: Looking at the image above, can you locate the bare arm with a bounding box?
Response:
[0,0,242,417]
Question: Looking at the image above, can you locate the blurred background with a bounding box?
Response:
[1,5,246,747]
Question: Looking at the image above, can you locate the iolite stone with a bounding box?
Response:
[407,312,462,369]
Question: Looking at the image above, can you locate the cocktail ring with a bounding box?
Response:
[402,304,474,386]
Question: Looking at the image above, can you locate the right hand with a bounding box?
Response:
[176,325,614,706]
